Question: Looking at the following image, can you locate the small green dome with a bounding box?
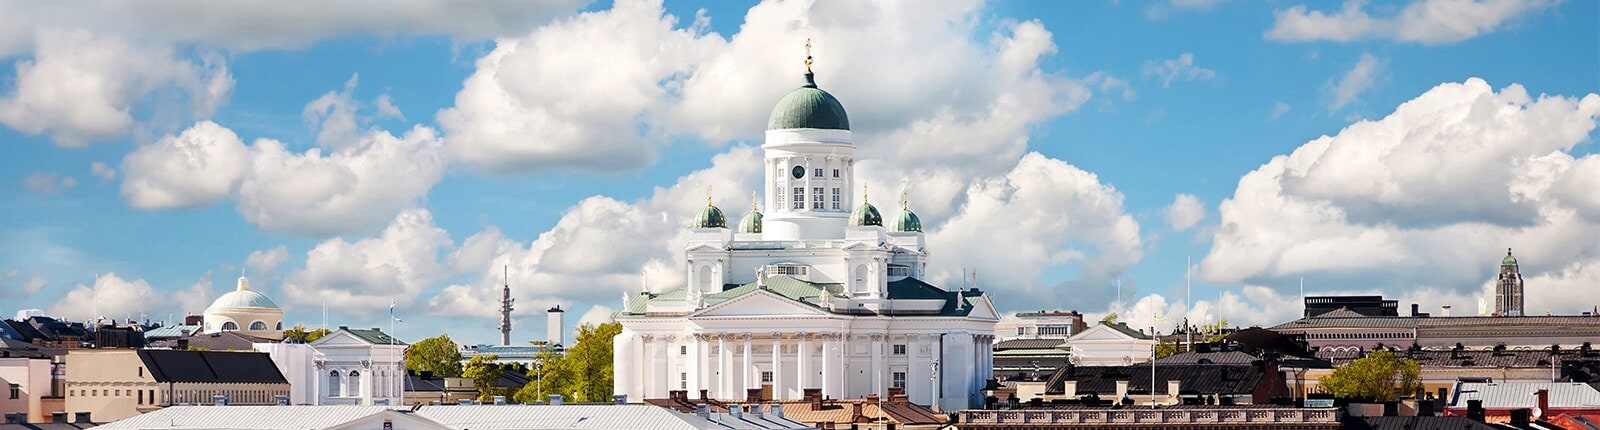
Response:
[693,204,726,229]
[1502,248,1517,266]
[738,207,763,234]
[767,73,850,131]
[849,202,882,227]
[889,202,921,233]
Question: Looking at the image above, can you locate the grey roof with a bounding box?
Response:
[1153,350,1262,365]
[1449,382,1600,409]
[0,337,65,358]
[136,350,288,384]
[142,324,198,340]
[147,331,270,351]
[1273,316,1419,330]
[1345,416,1500,430]
[342,327,407,345]
[1044,364,1277,396]
[995,339,1069,351]
[766,73,849,131]
[1316,348,1578,368]
[415,404,816,430]
[92,406,441,430]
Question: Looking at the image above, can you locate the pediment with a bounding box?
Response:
[685,243,725,253]
[966,297,1000,321]
[310,331,372,347]
[1068,325,1138,342]
[692,289,827,318]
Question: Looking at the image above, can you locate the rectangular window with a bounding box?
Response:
[793,187,804,205]
[1017,327,1027,335]
[814,168,823,177]
[892,372,906,388]
[680,373,688,390]
[833,169,840,178]
[138,390,144,404]
[775,187,784,210]
[680,345,687,355]
[813,187,825,209]
[892,344,906,355]
[9,384,17,399]
[150,390,156,405]
[832,188,841,210]
[761,371,774,383]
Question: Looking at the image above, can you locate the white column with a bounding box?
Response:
[695,334,709,398]
[797,332,810,393]
[741,333,752,399]
[820,333,832,399]
[718,334,730,399]
[312,362,323,406]
[871,334,884,395]
[665,335,678,393]
[770,332,783,399]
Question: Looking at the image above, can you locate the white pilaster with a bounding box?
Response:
[797,332,810,393]
[741,333,752,398]
[770,332,783,399]
[820,333,832,399]
[718,334,730,398]
[871,334,884,396]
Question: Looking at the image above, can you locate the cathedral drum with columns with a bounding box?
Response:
[612,52,999,411]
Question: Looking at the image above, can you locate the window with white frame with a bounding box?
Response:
[681,373,688,390]
[892,372,906,388]
[761,371,774,383]
[831,188,841,210]
[812,187,824,209]
[793,187,804,206]
[833,169,840,178]
[892,344,906,355]
[814,168,823,178]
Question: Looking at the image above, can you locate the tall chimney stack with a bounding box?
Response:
[548,306,565,348]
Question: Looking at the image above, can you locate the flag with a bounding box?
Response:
[389,300,395,317]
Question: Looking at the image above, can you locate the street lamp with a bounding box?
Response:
[929,359,940,407]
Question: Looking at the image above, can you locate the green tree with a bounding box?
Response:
[513,321,622,403]
[462,354,507,401]
[405,334,464,377]
[1200,319,1231,343]
[1318,349,1424,401]
[1155,341,1180,359]
[282,324,332,343]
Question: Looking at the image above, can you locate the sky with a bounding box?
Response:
[0,0,1596,345]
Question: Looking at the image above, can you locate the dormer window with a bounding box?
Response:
[887,264,911,279]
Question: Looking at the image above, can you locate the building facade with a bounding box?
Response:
[0,344,61,423]
[996,310,1088,342]
[1495,249,1525,317]
[613,57,999,411]
[63,349,289,422]
[1064,322,1155,367]
[255,327,406,406]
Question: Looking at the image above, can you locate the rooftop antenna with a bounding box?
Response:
[1185,256,1192,350]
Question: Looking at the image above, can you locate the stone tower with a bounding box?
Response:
[1495,248,1524,317]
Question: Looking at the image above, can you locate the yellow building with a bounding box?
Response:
[202,277,285,340]
[64,349,289,422]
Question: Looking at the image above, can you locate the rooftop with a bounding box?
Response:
[136,349,289,384]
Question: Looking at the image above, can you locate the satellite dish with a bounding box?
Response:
[1532,407,1543,419]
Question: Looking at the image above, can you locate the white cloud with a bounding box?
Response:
[576,304,616,328]
[0,270,48,297]
[1202,78,1600,314]
[1146,0,1226,20]
[442,0,1099,177]
[89,161,115,181]
[120,121,250,208]
[246,245,290,275]
[1265,0,1553,45]
[47,273,164,321]
[1164,193,1206,231]
[1329,53,1380,111]
[23,171,75,195]
[120,77,447,236]
[281,208,453,316]
[373,94,404,120]
[173,275,217,317]
[925,153,1143,310]
[1142,53,1216,88]
[1271,102,1291,119]
[0,29,231,147]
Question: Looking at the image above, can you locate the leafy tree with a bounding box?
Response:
[405,334,464,377]
[1318,349,1424,401]
[282,324,332,343]
[1101,313,1119,325]
[513,321,622,403]
[462,354,507,401]
[1155,341,1180,359]
[1200,319,1231,343]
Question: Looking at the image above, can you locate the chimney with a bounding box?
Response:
[851,402,864,423]
[1467,399,1485,422]
[730,404,743,419]
[771,403,785,419]
[696,403,710,420]
[1442,305,1452,317]
[751,404,764,420]
[1536,389,1549,420]
[547,306,565,348]
[1411,304,1419,317]
[1167,380,1181,400]
[1063,381,1077,396]
[1510,408,1530,427]
[806,388,823,410]
[1416,399,1434,416]
[1116,380,1129,399]
[700,389,709,401]
[747,388,763,402]
[73,412,90,424]
[548,394,563,406]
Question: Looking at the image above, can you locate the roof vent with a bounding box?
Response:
[548,394,563,406]
[212,395,228,406]
[274,395,289,406]
[493,396,507,405]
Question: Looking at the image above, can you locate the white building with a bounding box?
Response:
[254,327,405,406]
[202,277,284,340]
[612,57,999,411]
[995,310,1087,341]
[1064,321,1155,366]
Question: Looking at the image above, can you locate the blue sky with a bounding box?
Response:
[0,0,1596,344]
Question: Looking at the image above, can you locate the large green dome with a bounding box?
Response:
[693,204,727,229]
[767,73,850,131]
[738,206,763,234]
[849,202,882,227]
[889,203,921,233]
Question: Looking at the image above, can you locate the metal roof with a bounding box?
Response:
[92,406,440,430]
[137,350,288,384]
[415,404,814,430]
[1450,382,1600,409]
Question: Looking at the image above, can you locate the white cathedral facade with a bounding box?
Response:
[613,58,999,411]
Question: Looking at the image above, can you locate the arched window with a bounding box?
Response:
[249,321,267,331]
[348,371,361,397]
[221,321,238,331]
[697,266,713,291]
[854,265,867,288]
[328,371,342,397]
[275,321,283,331]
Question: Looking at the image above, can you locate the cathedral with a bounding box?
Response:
[612,51,999,411]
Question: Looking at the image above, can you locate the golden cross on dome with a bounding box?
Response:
[804,39,813,73]
[901,189,909,210]
[861,183,869,203]
[705,185,713,207]
[751,191,760,211]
